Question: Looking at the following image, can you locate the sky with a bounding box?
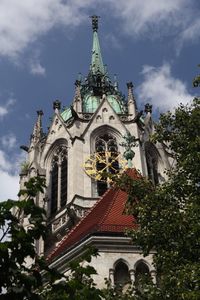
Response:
[0,0,200,201]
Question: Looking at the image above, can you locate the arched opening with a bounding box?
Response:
[49,143,68,215]
[61,157,68,208]
[114,261,130,287]
[51,162,58,214]
[135,261,151,291]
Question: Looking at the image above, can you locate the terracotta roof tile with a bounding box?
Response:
[47,168,140,262]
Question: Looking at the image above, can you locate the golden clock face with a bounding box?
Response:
[83,151,128,182]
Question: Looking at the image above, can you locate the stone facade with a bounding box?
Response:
[20,16,171,287]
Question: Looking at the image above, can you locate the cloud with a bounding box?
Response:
[0,148,24,173]
[0,170,19,201]
[0,150,12,172]
[29,49,46,76]
[108,0,188,36]
[0,106,8,118]
[0,0,198,61]
[0,97,16,119]
[0,149,19,201]
[0,0,94,59]
[30,60,46,76]
[0,148,25,201]
[176,18,200,54]
[137,63,193,111]
[0,133,17,150]
[104,33,122,50]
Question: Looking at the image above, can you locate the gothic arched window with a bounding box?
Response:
[61,157,68,207]
[135,261,150,291]
[51,162,58,214]
[95,133,119,196]
[50,146,68,215]
[114,261,130,287]
[145,142,159,185]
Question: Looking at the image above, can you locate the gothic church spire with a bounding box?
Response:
[90,15,105,75]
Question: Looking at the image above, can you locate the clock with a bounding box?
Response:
[83,151,128,182]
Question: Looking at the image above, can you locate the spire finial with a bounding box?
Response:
[127,82,134,102]
[53,99,61,114]
[90,15,100,32]
[145,103,152,114]
[30,110,43,146]
[90,15,104,75]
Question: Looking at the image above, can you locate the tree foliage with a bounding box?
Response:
[0,176,47,299]
[41,247,103,300]
[0,178,103,300]
[124,98,200,299]
[1,99,199,300]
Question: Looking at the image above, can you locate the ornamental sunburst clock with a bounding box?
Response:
[83,151,128,182]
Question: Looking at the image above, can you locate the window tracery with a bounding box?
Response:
[50,145,68,214]
[95,133,119,196]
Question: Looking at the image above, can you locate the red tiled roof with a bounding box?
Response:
[47,168,140,262]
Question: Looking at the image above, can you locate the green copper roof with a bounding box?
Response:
[77,16,128,116]
[61,107,72,122]
[107,95,122,114]
[91,30,105,75]
[83,95,100,113]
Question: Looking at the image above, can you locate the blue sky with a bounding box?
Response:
[0,0,200,200]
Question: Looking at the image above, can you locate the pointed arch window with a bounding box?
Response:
[61,157,68,207]
[135,261,151,291]
[50,146,68,215]
[95,133,119,196]
[114,261,130,288]
[51,162,58,214]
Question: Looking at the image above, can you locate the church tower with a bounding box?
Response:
[20,16,170,264]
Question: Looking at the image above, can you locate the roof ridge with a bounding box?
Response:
[47,188,114,261]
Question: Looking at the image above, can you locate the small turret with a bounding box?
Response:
[30,110,44,147]
[144,103,153,136]
[73,79,82,113]
[114,74,119,91]
[53,99,61,114]
[127,82,136,117]
[144,103,152,114]
[144,103,152,124]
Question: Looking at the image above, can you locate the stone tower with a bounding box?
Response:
[20,16,170,267]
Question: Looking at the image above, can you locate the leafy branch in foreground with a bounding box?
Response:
[0,176,46,300]
[124,98,200,299]
[41,247,103,300]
